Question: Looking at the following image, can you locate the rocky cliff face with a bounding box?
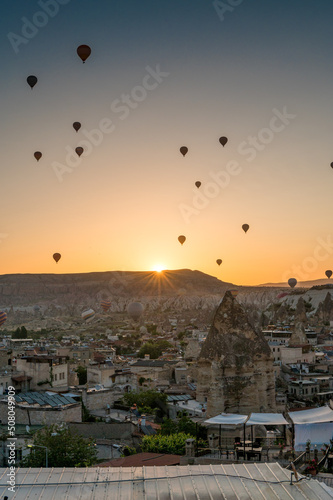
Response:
[196,291,276,416]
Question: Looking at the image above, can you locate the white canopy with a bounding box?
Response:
[289,406,333,425]
[204,413,248,426]
[246,413,289,426]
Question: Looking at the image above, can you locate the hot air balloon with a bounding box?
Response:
[325,270,332,279]
[81,308,95,322]
[34,151,42,161]
[288,278,297,288]
[195,181,201,188]
[180,146,188,157]
[219,136,228,147]
[178,235,186,245]
[229,290,239,298]
[330,162,333,169]
[127,302,144,321]
[77,45,91,63]
[33,305,40,313]
[216,259,222,266]
[101,300,111,312]
[27,75,37,89]
[75,147,84,157]
[53,253,61,263]
[242,224,249,233]
[0,312,7,327]
[73,122,81,132]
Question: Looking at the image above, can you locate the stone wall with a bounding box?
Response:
[0,401,81,425]
[81,388,123,411]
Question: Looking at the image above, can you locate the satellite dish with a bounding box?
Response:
[26,425,30,434]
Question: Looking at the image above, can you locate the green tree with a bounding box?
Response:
[161,413,207,440]
[12,326,28,339]
[141,433,193,455]
[22,425,97,467]
[122,390,167,413]
[75,366,87,385]
[138,340,172,359]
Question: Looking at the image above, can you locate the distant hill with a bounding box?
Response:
[0,270,237,329]
[259,278,333,288]
[1,270,332,330]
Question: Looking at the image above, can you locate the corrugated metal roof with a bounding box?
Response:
[0,463,332,499]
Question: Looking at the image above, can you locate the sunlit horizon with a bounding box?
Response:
[2,1,333,287]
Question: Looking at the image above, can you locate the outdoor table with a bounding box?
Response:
[236,446,262,461]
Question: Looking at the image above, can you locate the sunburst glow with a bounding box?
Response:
[152,264,165,273]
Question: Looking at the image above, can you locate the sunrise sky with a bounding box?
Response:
[1,0,333,285]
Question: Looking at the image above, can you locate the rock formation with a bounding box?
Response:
[289,297,309,346]
[316,292,333,323]
[196,291,276,416]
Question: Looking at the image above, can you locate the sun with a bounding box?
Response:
[152,264,165,273]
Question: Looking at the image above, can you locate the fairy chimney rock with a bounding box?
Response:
[289,297,309,346]
[196,291,276,416]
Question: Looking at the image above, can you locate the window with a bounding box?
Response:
[54,374,57,381]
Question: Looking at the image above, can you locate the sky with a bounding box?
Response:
[1,0,333,286]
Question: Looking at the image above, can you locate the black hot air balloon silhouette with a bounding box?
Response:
[53,253,61,263]
[216,259,222,266]
[77,45,91,63]
[27,75,38,89]
[195,181,201,188]
[219,136,228,147]
[34,151,42,161]
[330,162,333,169]
[75,147,84,157]
[288,278,297,288]
[180,146,188,157]
[325,270,332,279]
[242,224,249,233]
[73,122,81,132]
[178,235,186,245]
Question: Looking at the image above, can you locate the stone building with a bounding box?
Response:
[196,291,276,416]
[15,355,68,391]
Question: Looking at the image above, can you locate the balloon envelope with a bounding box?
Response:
[216,259,222,266]
[331,162,333,169]
[288,278,297,288]
[73,122,81,132]
[195,181,201,188]
[127,302,144,321]
[178,235,186,245]
[34,151,42,161]
[0,312,7,327]
[82,309,95,322]
[229,290,239,298]
[77,45,91,63]
[325,270,332,279]
[242,224,249,233]
[27,75,37,89]
[219,136,228,147]
[101,300,112,312]
[53,253,61,263]
[75,147,84,157]
[180,146,188,157]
